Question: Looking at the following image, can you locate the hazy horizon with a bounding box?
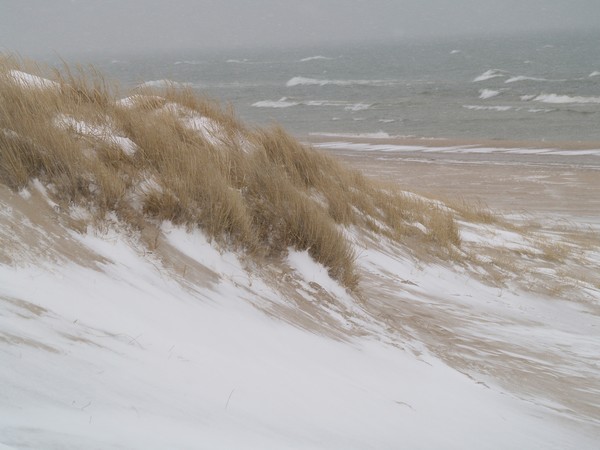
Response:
[1,0,599,57]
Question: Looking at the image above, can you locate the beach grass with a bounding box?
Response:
[0,54,464,288]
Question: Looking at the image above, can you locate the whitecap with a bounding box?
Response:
[252,97,298,108]
[463,105,512,112]
[527,108,554,113]
[473,69,508,82]
[520,95,536,101]
[505,76,548,83]
[344,103,372,112]
[309,131,402,139]
[450,50,461,54]
[479,89,501,99]
[174,60,203,65]
[590,71,600,78]
[533,94,600,104]
[286,76,395,87]
[137,79,192,89]
[299,55,332,62]
[303,100,346,107]
[378,119,396,123]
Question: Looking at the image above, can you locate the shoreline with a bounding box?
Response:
[303,133,600,151]
[303,133,600,224]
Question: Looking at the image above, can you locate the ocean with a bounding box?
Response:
[73,30,600,143]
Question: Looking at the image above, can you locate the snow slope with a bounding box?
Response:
[1,183,599,449]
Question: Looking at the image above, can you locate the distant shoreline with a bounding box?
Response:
[304,133,600,151]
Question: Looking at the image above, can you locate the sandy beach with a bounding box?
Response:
[306,135,600,226]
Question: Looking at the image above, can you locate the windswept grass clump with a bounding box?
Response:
[0,55,462,288]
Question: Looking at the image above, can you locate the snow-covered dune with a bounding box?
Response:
[1,182,599,449]
[1,63,599,449]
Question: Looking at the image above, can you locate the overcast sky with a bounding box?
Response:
[1,0,599,56]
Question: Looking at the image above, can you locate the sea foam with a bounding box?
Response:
[252,98,346,108]
[463,105,512,112]
[479,89,501,99]
[473,69,508,82]
[286,77,395,87]
[299,56,332,62]
[252,97,298,108]
[533,94,600,104]
[505,76,548,83]
[344,103,372,111]
[137,79,192,89]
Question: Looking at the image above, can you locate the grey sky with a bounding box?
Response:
[1,0,599,56]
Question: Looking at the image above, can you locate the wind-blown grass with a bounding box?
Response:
[0,55,461,288]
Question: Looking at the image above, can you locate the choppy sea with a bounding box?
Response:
[75,30,600,142]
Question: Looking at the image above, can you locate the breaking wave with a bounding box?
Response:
[252,98,349,108]
[505,76,548,83]
[479,89,501,99]
[299,56,332,62]
[286,77,397,87]
[252,97,298,108]
[174,60,203,65]
[344,103,372,112]
[532,94,600,104]
[309,131,396,139]
[473,69,508,82]
[463,105,512,112]
[137,79,192,89]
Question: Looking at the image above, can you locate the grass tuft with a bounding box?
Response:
[0,54,464,289]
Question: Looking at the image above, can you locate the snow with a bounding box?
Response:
[1,164,600,448]
[161,103,227,146]
[116,94,164,108]
[6,70,59,90]
[286,249,349,301]
[1,218,597,449]
[54,114,137,156]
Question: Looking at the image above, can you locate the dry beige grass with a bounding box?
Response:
[0,55,464,289]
